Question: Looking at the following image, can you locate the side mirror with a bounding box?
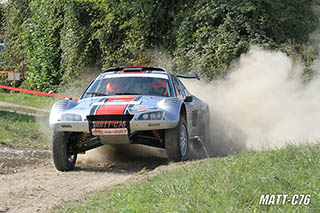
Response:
[184,96,193,102]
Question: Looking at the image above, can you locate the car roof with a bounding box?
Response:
[102,66,168,75]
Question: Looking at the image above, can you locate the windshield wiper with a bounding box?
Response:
[115,92,139,95]
[86,92,108,97]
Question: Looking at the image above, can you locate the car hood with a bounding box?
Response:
[67,95,169,116]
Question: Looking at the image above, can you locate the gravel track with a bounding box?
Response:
[0,146,167,213]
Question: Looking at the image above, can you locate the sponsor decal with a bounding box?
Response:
[93,121,127,128]
[164,98,178,106]
[128,105,158,113]
[148,123,160,127]
[259,194,311,206]
[92,128,128,136]
[187,103,201,111]
[61,125,72,128]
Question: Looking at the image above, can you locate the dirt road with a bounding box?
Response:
[0,101,169,212]
[0,145,167,213]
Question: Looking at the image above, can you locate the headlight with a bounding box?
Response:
[142,114,149,120]
[128,105,158,113]
[61,113,82,121]
[137,111,164,120]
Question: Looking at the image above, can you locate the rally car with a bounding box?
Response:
[50,66,210,171]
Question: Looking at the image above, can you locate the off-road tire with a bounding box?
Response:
[52,131,77,171]
[165,116,189,161]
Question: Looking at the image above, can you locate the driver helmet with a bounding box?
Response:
[150,79,168,96]
[106,79,123,95]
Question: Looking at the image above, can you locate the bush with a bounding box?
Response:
[0,5,4,38]
[87,0,185,68]
[59,1,102,87]
[0,0,31,87]
[25,0,64,92]
[0,0,318,91]
[172,0,318,80]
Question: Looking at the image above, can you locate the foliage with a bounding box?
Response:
[0,0,31,87]
[0,0,319,90]
[0,5,4,38]
[85,0,186,68]
[59,0,101,87]
[279,41,317,82]
[171,0,318,80]
[25,0,64,92]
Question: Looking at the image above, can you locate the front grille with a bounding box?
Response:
[87,115,134,130]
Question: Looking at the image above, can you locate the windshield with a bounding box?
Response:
[82,75,171,99]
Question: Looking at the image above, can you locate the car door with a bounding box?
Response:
[174,77,201,137]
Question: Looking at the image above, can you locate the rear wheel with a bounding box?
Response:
[165,116,189,161]
[52,131,77,171]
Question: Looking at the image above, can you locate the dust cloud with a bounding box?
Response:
[57,66,102,98]
[146,48,173,69]
[77,144,167,166]
[183,46,320,152]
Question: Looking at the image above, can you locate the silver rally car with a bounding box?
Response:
[50,66,210,171]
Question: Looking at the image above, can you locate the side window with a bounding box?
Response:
[173,77,183,98]
[178,79,191,97]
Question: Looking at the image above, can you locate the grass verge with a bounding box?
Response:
[0,111,50,149]
[0,105,39,114]
[59,143,320,212]
[0,92,60,108]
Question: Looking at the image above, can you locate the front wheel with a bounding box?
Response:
[165,116,189,161]
[52,131,77,171]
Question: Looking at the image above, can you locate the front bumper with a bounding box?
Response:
[50,121,90,132]
[50,119,178,133]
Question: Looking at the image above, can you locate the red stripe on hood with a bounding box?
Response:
[96,96,136,115]
[107,96,136,102]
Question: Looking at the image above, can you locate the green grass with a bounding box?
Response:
[59,143,320,212]
[0,92,60,108]
[0,111,50,149]
[0,92,53,149]
[0,105,39,114]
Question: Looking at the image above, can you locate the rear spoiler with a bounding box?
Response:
[176,72,200,80]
